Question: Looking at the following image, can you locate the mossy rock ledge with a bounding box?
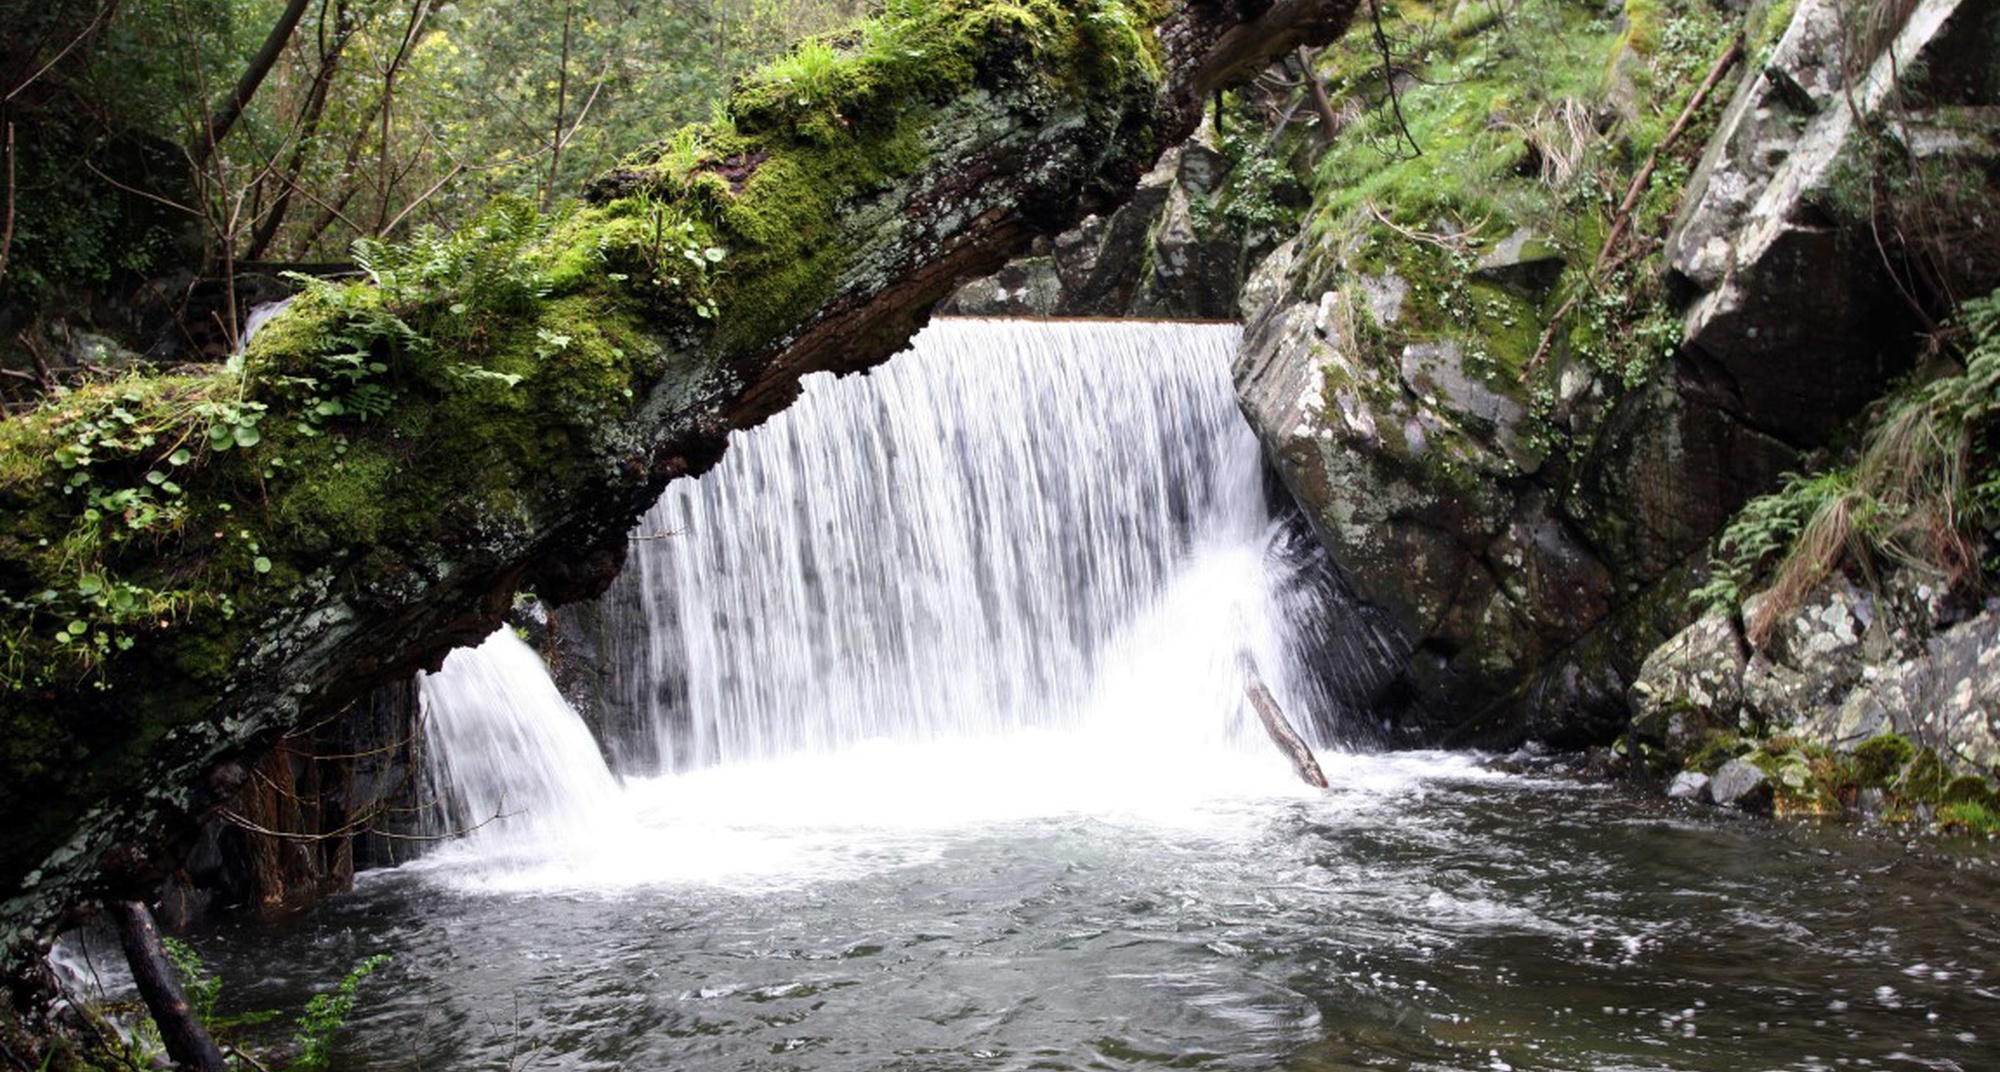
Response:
[1231,0,2000,746]
[0,0,1363,976]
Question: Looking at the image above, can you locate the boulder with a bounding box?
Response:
[1630,612,1748,753]
[1709,758,1774,812]
[1667,770,1712,802]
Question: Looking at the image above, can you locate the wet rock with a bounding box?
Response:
[1709,758,1773,812]
[941,131,1253,320]
[1668,770,1712,802]
[1630,613,1747,755]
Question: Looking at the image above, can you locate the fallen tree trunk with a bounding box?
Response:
[110,900,228,1072]
[1239,652,1330,788]
[0,0,1361,973]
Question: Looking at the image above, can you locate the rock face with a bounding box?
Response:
[0,0,1365,973]
[939,130,1267,319]
[1231,0,2000,747]
[1665,0,1993,444]
[1632,580,2000,778]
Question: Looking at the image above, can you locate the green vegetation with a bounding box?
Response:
[1694,287,2000,638]
[1,0,1165,691]
[1682,731,1999,832]
[108,940,390,1072]
[292,953,393,1072]
[0,0,865,395]
[0,0,1176,955]
[1292,0,1737,477]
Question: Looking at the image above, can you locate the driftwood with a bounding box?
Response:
[110,900,229,1072]
[1238,653,1330,788]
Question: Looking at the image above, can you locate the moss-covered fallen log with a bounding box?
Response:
[0,0,1358,976]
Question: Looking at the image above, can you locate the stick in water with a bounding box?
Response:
[1238,653,1330,788]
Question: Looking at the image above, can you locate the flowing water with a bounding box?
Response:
[155,320,2000,1071]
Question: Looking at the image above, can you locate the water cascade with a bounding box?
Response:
[418,630,622,848]
[594,317,1393,773]
[226,319,2000,1072]
[412,317,1398,879]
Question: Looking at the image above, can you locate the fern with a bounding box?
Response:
[1696,286,2000,628]
[291,953,392,1072]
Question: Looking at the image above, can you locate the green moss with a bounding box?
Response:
[1752,0,1798,54]
[1685,732,1751,774]
[1852,732,1918,786]
[1619,0,1667,58]
[1,0,1180,948]
[1941,774,1998,809]
[1899,746,1951,800]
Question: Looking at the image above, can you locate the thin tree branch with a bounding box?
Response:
[0,122,16,293]
[1592,35,1744,274]
[4,0,120,103]
[1296,47,1341,146]
[379,163,466,236]
[544,1,576,212]
[1366,0,1421,158]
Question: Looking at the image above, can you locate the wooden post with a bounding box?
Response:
[1238,653,1330,788]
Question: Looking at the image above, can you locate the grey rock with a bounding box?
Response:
[1667,0,1988,444]
[1668,770,1713,802]
[1709,758,1774,812]
[1630,613,1747,746]
[1471,228,1565,294]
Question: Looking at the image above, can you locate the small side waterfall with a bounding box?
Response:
[418,629,621,846]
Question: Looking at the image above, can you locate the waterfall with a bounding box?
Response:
[418,629,622,847]
[414,318,1409,883]
[596,318,1394,772]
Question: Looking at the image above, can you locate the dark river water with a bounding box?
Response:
[167,749,1999,1072]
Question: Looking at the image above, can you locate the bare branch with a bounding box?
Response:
[4,0,118,103]
[0,122,15,292]
[1366,0,1421,158]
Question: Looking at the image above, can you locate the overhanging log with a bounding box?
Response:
[0,0,1360,965]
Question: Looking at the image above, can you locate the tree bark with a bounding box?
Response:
[109,900,228,1072]
[193,0,315,165]
[1239,653,1330,788]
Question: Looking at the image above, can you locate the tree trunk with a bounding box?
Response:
[109,900,228,1072]
[193,0,315,165]
[1,0,1362,966]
